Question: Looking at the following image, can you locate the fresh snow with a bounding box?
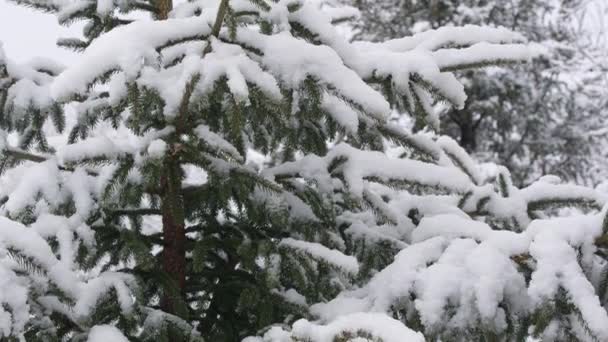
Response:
[0,0,597,340]
[87,325,129,342]
[280,238,360,274]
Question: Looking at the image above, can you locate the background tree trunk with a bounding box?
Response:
[459,110,477,153]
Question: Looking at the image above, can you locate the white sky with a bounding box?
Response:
[0,0,80,62]
[0,0,605,63]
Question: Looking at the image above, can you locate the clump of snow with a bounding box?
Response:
[245,312,424,342]
[378,25,527,52]
[0,49,61,120]
[0,263,29,338]
[265,143,473,198]
[147,139,167,159]
[3,161,61,215]
[194,124,243,161]
[87,325,129,342]
[272,288,308,307]
[51,17,213,100]
[56,126,174,163]
[240,30,391,119]
[321,94,359,134]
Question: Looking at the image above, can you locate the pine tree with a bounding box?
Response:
[2,0,606,341]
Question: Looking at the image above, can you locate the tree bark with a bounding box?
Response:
[160,157,186,312]
[455,109,477,153]
[156,0,172,20]
[155,0,185,321]
[159,156,187,341]
[155,2,230,340]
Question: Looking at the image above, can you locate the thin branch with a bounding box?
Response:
[203,0,230,54]
[107,208,162,216]
[4,148,99,176]
[211,0,230,38]
[5,149,48,163]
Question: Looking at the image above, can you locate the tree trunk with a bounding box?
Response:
[155,0,186,322]
[459,110,477,153]
[156,0,172,20]
[159,156,187,340]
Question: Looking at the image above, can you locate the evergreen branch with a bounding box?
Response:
[440,59,526,73]
[331,15,359,25]
[377,124,439,163]
[107,208,162,217]
[498,172,512,198]
[4,148,99,176]
[411,73,459,110]
[233,10,259,18]
[212,0,230,37]
[175,73,201,133]
[7,248,47,276]
[458,191,473,209]
[364,175,460,196]
[441,148,479,185]
[4,148,48,163]
[362,189,397,226]
[5,0,60,13]
[218,36,263,55]
[527,197,601,219]
[155,34,210,54]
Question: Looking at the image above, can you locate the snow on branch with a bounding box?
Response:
[0,216,137,337]
[51,17,213,100]
[280,238,359,274]
[0,42,63,123]
[378,25,527,52]
[245,312,425,342]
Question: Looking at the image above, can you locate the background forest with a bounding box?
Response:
[348,0,608,186]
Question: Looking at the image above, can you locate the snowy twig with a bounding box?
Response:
[203,0,230,55]
[4,148,99,176]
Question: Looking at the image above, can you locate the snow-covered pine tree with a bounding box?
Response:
[2,0,601,341]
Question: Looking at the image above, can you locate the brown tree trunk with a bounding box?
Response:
[459,110,477,153]
[154,0,185,320]
[156,0,172,20]
[155,3,230,340]
[159,151,187,342]
[160,157,186,314]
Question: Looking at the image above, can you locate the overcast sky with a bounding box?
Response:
[0,0,605,63]
[0,0,80,62]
